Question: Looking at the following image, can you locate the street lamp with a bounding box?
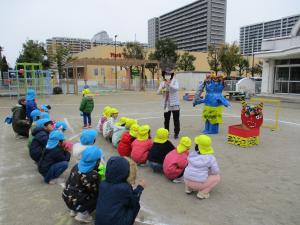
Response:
[114,35,118,89]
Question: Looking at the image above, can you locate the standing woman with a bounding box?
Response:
[157,70,180,139]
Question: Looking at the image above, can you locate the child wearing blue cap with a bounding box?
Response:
[73,129,98,161]
[26,89,38,121]
[55,121,68,132]
[62,146,103,223]
[38,130,71,184]
[29,119,54,163]
[40,104,51,113]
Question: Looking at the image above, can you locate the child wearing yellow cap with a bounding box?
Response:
[131,125,153,165]
[97,106,111,134]
[118,123,139,157]
[163,136,192,183]
[183,135,220,199]
[103,108,119,141]
[79,89,94,129]
[112,117,128,148]
[147,128,175,173]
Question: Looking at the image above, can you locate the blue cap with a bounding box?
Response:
[41,104,50,112]
[55,121,68,131]
[80,129,97,145]
[46,130,64,149]
[35,118,52,128]
[40,112,50,119]
[30,109,41,121]
[78,146,102,173]
[26,89,36,101]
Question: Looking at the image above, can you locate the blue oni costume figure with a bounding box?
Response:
[193,72,230,134]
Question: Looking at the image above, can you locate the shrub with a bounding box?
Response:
[53,87,63,95]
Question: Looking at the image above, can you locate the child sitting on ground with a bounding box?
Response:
[131,125,153,165]
[103,108,119,141]
[26,89,38,121]
[55,121,73,152]
[117,124,139,157]
[112,117,129,148]
[148,128,175,173]
[163,136,192,183]
[184,135,220,199]
[97,106,111,134]
[27,109,42,148]
[73,129,98,161]
[29,119,54,163]
[79,89,94,129]
[40,104,51,113]
[38,130,71,184]
[62,146,103,223]
[95,156,145,225]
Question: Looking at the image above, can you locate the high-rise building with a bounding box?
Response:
[148,0,227,52]
[148,17,159,48]
[46,37,92,55]
[240,14,300,55]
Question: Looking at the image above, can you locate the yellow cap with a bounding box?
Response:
[210,71,216,77]
[153,128,169,144]
[177,136,192,154]
[129,124,139,138]
[103,106,111,117]
[194,135,214,155]
[137,124,151,141]
[109,108,119,117]
[115,117,128,126]
[125,119,138,129]
[82,89,91,95]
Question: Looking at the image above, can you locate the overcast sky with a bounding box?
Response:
[0,0,299,66]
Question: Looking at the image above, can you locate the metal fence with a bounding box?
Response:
[0,70,52,98]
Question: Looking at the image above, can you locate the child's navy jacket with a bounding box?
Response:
[95,156,144,225]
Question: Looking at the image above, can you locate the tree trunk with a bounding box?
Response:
[140,65,145,91]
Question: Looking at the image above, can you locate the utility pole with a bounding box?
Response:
[251,39,255,77]
[114,35,118,89]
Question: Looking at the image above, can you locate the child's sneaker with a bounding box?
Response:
[48,179,57,185]
[69,210,76,217]
[172,177,183,183]
[88,125,92,128]
[75,211,93,223]
[185,185,193,194]
[196,191,210,199]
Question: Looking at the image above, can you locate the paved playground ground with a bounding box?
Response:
[0,91,300,225]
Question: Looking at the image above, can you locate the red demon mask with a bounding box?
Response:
[240,100,263,129]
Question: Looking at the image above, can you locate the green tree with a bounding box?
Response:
[16,40,49,68]
[145,52,158,81]
[250,61,263,77]
[219,43,240,78]
[1,56,9,72]
[207,44,221,74]
[176,52,196,71]
[48,45,74,78]
[123,42,146,90]
[236,56,249,76]
[153,38,178,71]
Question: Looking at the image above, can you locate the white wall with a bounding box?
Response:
[261,59,275,94]
[175,72,207,91]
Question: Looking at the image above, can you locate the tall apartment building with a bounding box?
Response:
[148,0,227,52]
[240,14,300,55]
[46,37,92,55]
[148,17,159,48]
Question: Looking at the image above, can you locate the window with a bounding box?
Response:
[94,68,98,76]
